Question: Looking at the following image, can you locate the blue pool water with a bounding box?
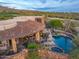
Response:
[52,35,74,53]
[51,47,63,53]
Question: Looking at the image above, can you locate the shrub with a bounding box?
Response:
[27,43,39,49]
[48,19,63,28]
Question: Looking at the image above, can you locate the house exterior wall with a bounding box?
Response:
[0,16,45,59]
[0,40,8,51]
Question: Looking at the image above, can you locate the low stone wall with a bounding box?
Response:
[38,50,70,59]
[0,49,28,59]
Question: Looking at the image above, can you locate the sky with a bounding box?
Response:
[0,0,79,12]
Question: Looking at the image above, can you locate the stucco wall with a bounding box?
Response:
[0,40,8,51]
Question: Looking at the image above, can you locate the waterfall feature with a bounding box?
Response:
[47,29,56,46]
[43,29,56,50]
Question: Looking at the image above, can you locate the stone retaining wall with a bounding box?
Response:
[38,50,70,59]
[0,49,28,59]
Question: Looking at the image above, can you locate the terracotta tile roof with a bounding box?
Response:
[0,20,44,40]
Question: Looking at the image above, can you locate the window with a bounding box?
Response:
[9,40,12,48]
[0,41,2,44]
[35,18,42,23]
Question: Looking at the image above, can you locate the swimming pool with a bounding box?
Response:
[52,35,74,53]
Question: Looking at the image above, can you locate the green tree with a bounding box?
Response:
[48,19,63,29]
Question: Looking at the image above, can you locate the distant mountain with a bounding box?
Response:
[0,6,79,20]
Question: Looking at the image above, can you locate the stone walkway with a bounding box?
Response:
[38,50,70,59]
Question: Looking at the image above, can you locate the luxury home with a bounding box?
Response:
[0,16,45,59]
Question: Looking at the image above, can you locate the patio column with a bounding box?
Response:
[35,32,40,42]
[11,38,17,53]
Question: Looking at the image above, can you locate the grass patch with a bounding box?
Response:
[0,11,20,20]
